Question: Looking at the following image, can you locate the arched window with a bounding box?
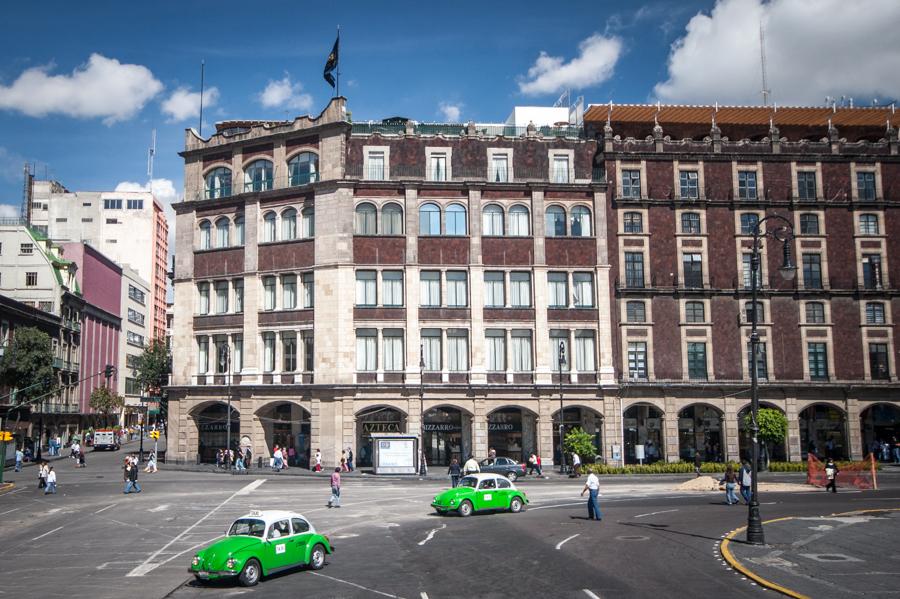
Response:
[419,203,441,236]
[215,217,230,248]
[355,203,377,235]
[623,212,642,233]
[244,159,273,192]
[446,203,467,236]
[234,215,245,246]
[482,204,504,236]
[509,205,530,236]
[263,211,277,242]
[545,206,566,237]
[382,203,403,235]
[205,167,232,199]
[571,206,592,237]
[198,220,211,249]
[287,152,319,186]
[301,207,315,238]
[281,208,297,240]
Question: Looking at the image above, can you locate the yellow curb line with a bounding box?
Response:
[720,518,810,599]
[0,482,16,496]
[832,507,900,517]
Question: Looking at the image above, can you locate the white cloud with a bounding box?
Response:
[439,102,462,122]
[0,53,163,124]
[654,0,900,105]
[518,34,622,95]
[0,204,19,218]
[161,86,220,122]
[258,75,313,112]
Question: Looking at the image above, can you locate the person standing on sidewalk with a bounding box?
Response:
[693,452,702,477]
[448,458,461,487]
[580,472,602,521]
[825,458,839,493]
[144,451,158,473]
[739,460,752,504]
[272,445,284,472]
[346,447,354,472]
[44,467,57,495]
[15,446,23,472]
[327,467,341,508]
[571,452,582,477]
[314,449,322,472]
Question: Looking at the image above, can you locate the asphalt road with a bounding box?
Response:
[2,447,898,599]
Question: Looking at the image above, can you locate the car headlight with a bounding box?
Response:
[191,556,200,567]
[226,558,237,569]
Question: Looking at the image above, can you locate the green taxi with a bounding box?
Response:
[431,473,528,517]
[189,510,333,586]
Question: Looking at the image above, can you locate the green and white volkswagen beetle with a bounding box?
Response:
[189,510,333,586]
[431,473,529,517]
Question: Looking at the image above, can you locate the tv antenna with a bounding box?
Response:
[759,20,771,106]
[147,129,157,180]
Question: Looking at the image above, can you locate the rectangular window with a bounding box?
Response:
[447,329,469,371]
[263,276,276,310]
[681,212,701,234]
[799,213,819,235]
[624,253,645,288]
[805,302,826,324]
[802,254,823,289]
[627,342,647,379]
[510,330,533,372]
[859,214,879,235]
[550,330,570,372]
[621,169,641,198]
[128,285,145,304]
[679,170,699,199]
[548,272,568,308]
[486,330,506,371]
[430,153,447,182]
[233,279,244,313]
[623,212,643,233]
[283,334,297,372]
[127,308,145,326]
[383,329,404,371]
[687,342,708,380]
[301,331,314,371]
[422,329,442,371]
[301,273,314,308]
[575,330,596,372]
[863,254,882,290]
[747,342,768,380]
[865,302,885,324]
[382,271,403,307]
[197,337,209,374]
[509,272,532,307]
[857,171,876,201]
[54,217,67,223]
[263,333,275,372]
[367,152,385,181]
[25,271,38,287]
[552,156,569,183]
[738,171,758,200]
[869,343,890,379]
[626,301,646,323]
[127,331,145,347]
[807,342,828,380]
[81,217,93,223]
[742,254,761,289]
[198,282,210,314]
[420,271,441,307]
[126,199,144,210]
[740,213,759,235]
[106,218,119,225]
[103,199,122,210]
[572,272,594,307]
[797,171,817,201]
[20,243,33,255]
[745,301,764,323]
[125,377,141,395]
[685,301,705,323]
[446,271,468,307]
[213,281,228,314]
[233,336,243,372]
[39,300,53,312]
[682,253,703,288]
[282,274,297,309]
[355,270,376,306]
[491,155,509,182]
[484,272,505,308]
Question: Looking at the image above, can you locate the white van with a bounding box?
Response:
[92,430,120,451]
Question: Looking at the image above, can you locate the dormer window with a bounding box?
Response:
[205,167,232,200]
[491,155,509,182]
[367,151,385,180]
[430,152,448,182]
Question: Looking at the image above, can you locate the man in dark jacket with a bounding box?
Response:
[447,458,461,487]
[124,463,142,494]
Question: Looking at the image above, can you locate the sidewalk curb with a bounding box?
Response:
[0,482,15,496]
[720,519,810,599]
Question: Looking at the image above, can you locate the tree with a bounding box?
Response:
[743,408,788,470]
[564,427,597,463]
[89,386,125,427]
[133,339,170,395]
[0,327,57,406]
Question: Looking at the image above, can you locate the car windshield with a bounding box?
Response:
[228,518,266,537]
[458,476,478,488]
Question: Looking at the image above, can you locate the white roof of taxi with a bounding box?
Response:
[237,510,306,524]
[461,473,506,481]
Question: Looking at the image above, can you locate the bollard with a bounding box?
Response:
[257,456,263,469]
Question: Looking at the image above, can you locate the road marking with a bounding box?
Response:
[556,534,580,550]
[127,478,266,577]
[530,501,585,511]
[148,504,169,512]
[31,526,64,541]
[310,572,406,599]
[583,590,602,599]
[634,509,678,518]
[94,503,117,514]
[417,524,447,546]
[0,508,20,515]
[421,593,430,599]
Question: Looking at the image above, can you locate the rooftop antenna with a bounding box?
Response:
[198,60,205,137]
[147,129,157,181]
[759,20,771,106]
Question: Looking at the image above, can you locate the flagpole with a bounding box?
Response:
[336,25,340,98]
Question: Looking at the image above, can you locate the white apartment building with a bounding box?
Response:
[119,265,150,425]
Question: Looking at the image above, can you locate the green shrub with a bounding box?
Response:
[582,460,810,475]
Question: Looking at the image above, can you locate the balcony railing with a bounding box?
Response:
[52,357,64,369]
[344,163,586,184]
[350,122,584,139]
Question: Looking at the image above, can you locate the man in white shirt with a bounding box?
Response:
[580,472,602,520]
[463,455,480,475]
[571,452,582,477]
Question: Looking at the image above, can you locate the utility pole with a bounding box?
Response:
[558,341,566,474]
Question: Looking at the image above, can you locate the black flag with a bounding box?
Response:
[323,35,339,88]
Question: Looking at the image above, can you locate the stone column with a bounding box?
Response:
[474,396,488,459]
[664,395,679,463]
[604,396,623,466]
[538,399,554,466]
[846,397,863,460]
[310,397,322,465]
[342,398,355,455]
[785,396,801,462]
[723,396,741,462]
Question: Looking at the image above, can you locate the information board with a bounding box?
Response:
[372,434,418,474]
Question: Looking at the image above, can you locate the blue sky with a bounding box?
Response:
[1,0,898,219]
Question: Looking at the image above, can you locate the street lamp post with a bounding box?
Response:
[747,214,796,545]
[557,341,566,474]
[419,343,425,476]
[218,345,232,473]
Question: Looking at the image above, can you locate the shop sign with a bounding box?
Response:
[363,422,402,434]
[488,422,520,432]
[199,422,231,432]
[423,423,461,432]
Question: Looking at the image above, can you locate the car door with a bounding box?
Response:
[479,459,495,475]
[475,477,497,510]
[264,519,293,571]
[290,517,313,566]
[496,476,514,508]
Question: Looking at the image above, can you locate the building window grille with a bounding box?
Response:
[797,171,817,201]
[807,342,828,380]
[624,253,645,288]
[747,342,768,380]
[738,171,758,200]
[859,214,879,235]
[627,342,647,379]
[799,213,819,235]
[869,343,890,379]
[681,212,701,234]
[682,253,703,288]
[685,301,705,323]
[626,301,646,323]
[623,211,643,233]
[865,302,885,324]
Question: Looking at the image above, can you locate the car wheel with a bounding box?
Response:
[507,471,518,482]
[458,500,473,517]
[309,544,326,570]
[238,558,261,587]
[510,496,524,513]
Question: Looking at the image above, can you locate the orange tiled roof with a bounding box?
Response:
[584,104,900,129]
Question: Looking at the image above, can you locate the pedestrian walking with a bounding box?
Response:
[463,455,480,475]
[721,465,739,505]
[327,467,341,508]
[78,448,86,468]
[124,462,142,494]
[243,446,252,470]
[144,451,158,473]
[693,452,702,477]
[571,452,582,477]
[580,472,602,521]
[739,460,752,504]
[216,449,224,469]
[527,453,537,476]
[534,453,543,476]
[346,447,354,472]
[44,467,57,495]
[448,458,461,488]
[893,437,900,464]
[15,447,23,472]
[314,449,322,472]
[340,450,348,472]
[234,450,246,472]
[825,458,839,493]
[272,445,284,472]
[38,461,48,489]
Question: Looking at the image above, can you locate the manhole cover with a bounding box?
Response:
[615,535,650,541]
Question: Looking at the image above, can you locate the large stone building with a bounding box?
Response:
[168,98,900,468]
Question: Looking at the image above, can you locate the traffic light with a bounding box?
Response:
[150,430,160,440]
[0,431,13,442]
[104,364,115,379]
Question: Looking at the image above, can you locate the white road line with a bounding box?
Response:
[31,526,64,541]
[634,509,678,518]
[530,501,585,511]
[555,533,580,550]
[0,508,20,515]
[583,590,601,599]
[94,503,117,514]
[126,478,265,577]
[148,504,169,512]
[310,572,406,599]
[421,593,429,599]
[417,524,446,546]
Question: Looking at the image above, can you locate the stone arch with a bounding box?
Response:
[858,402,900,460]
[677,403,726,463]
[191,401,240,464]
[799,402,848,460]
[255,401,312,468]
[736,402,787,463]
[354,404,408,469]
[486,404,539,463]
[423,403,473,467]
[551,404,605,465]
[622,402,665,464]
